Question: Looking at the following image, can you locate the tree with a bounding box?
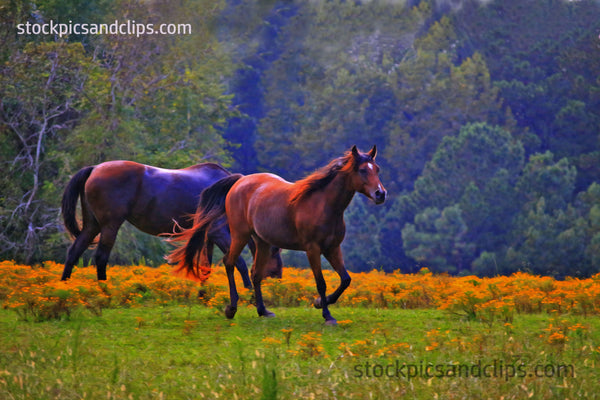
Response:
[457,0,600,179]
[60,0,234,169]
[384,17,512,191]
[219,0,299,173]
[255,0,428,179]
[399,123,524,274]
[341,196,383,272]
[503,181,600,278]
[477,152,581,277]
[402,205,474,274]
[515,152,577,212]
[1,0,236,265]
[505,198,585,278]
[0,42,95,262]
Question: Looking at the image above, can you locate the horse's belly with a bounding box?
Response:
[251,207,300,250]
[127,193,197,236]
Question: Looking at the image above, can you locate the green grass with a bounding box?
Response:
[1,305,599,399]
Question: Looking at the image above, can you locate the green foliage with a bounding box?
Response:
[385,28,510,189]
[402,205,474,274]
[402,123,521,270]
[2,0,600,276]
[1,0,235,264]
[342,197,383,272]
[516,152,577,212]
[398,122,591,276]
[458,0,600,181]
[412,123,524,210]
[0,41,95,262]
[504,181,600,278]
[57,0,235,169]
[256,0,428,178]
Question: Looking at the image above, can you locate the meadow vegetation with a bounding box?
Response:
[1,261,599,399]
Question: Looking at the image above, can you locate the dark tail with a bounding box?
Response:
[166,174,243,282]
[61,166,94,238]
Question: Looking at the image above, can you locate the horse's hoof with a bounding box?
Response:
[258,306,276,318]
[225,305,237,319]
[313,297,322,309]
[259,310,276,318]
[324,319,338,326]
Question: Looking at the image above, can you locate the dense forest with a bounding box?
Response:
[1,0,600,277]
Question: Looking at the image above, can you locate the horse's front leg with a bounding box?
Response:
[307,245,337,325]
[323,246,351,306]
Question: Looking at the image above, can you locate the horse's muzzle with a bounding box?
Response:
[374,189,387,204]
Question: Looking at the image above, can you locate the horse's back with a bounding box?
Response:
[228,173,300,249]
[134,163,230,233]
[230,173,292,211]
[182,162,230,178]
[86,160,150,201]
[85,160,230,235]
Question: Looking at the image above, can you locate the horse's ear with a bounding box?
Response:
[368,145,377,159]
[351,145,359,158]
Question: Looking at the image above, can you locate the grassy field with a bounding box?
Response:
[1,261,599,399]
[1,305,599,399]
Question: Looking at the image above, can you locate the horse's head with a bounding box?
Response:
[349,145,387,205]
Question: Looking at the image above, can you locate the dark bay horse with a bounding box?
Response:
[168,146,386,325]
[61,161,282,284]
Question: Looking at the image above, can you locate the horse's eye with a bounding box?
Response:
[359,168,368,176]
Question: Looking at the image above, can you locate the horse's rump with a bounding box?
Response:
[167,174,244,281]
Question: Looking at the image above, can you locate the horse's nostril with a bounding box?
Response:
[374,189,386,203]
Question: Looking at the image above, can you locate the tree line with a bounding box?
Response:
[1,0,600,277]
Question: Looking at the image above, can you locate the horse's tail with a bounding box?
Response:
[61,166,95,238]
[167,174,243,282]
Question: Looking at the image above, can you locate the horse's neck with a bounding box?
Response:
[326,173,355,213]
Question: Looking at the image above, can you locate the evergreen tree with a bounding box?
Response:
[400,122,524,274]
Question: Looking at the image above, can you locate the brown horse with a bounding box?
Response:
[168,146,386,324]
[61,161,282,284]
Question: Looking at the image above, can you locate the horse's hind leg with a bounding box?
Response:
[223,261,239,319]
[251,239,276,318]
[222,234,249,319]
[212,224,253,289]
[94,224,122,280]
[61,225,100,280]
[235,256,253,289]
